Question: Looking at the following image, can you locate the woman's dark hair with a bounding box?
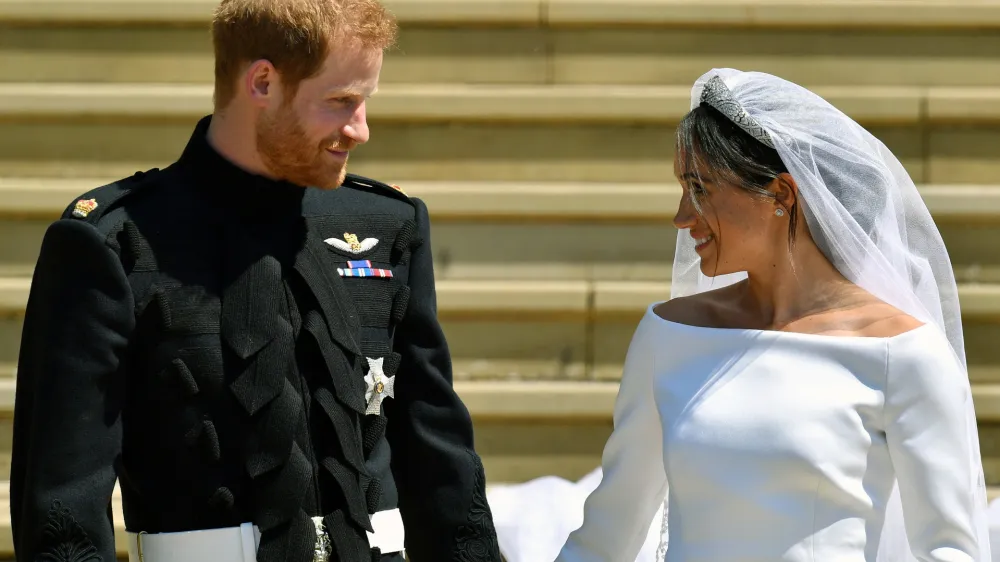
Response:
[676,103,797,250]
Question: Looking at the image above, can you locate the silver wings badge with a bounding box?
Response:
[325,232,379,254]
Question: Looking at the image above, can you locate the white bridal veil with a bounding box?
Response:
[664,68,990,562]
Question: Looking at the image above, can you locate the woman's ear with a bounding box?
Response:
[771,172,798,214]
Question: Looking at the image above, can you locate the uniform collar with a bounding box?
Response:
[178,115,306,218]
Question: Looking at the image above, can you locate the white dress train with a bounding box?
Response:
[487,468,664,562]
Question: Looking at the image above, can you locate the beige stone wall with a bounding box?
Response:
[2,5,1000,553]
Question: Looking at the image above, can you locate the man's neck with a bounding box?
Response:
[205,110,274,179]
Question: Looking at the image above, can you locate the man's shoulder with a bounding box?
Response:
[306,174,432,249]
[331,174,423,212]
[340,173,412,205]
[60,167,172,232]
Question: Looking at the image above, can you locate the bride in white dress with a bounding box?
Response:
[492,68,992,562]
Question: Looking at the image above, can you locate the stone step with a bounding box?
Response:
[2,0,999,27]
[0,0,543,25]
[545,0,1000,28]
[0,86,999,183]
[4,82,1000,124]
[5,18,1000,88]
[4,178,1000,223]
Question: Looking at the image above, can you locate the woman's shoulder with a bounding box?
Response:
[885,320,960,368]
[862,314,926,338]
[790,302,926,338]
[884,324,968,407]
[655,284,928,339]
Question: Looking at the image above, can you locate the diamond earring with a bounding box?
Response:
[775,208,785,217]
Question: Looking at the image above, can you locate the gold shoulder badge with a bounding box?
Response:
[72,198,99,218]
[389,183,407,196]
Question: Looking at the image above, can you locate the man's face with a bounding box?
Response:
[257,44,382,189]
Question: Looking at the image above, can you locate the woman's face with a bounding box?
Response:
[673,156,786,277]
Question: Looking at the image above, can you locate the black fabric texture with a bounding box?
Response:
[11,219,133,561]
[11,115,499,562]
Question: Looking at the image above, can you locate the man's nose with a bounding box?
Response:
[342,101,369,145]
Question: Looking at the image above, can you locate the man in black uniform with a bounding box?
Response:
[9,0,501,561]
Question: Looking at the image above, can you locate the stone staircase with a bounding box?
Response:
[3,0,1000,557]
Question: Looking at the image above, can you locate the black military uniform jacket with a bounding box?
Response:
[10,116,501,562]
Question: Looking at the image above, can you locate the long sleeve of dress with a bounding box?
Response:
[556,315,668,562]
[10,218,134,560]
[884,330,982,562]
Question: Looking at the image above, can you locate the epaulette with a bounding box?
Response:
[341,173,412,206]
[63,169,160,225]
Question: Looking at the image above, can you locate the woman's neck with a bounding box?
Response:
[741,241,860,329]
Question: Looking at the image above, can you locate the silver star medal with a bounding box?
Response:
[364,357,395,416]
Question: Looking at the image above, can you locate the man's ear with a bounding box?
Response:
[244,59,281,108]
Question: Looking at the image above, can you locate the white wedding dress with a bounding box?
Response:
[485,68,990,562]
[544,303,982,562]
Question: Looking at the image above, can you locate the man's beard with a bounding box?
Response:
[256,105,350,190]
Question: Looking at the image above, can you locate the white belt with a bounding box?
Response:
[367,509,405,554]
[127,509,405,562]
[127,522,259,562]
